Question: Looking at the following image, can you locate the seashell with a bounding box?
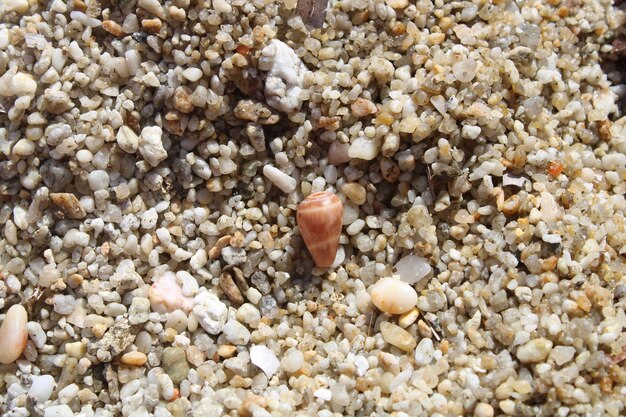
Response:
[0,304,28,364]
[369,277,417,315]
[297,191,344,268]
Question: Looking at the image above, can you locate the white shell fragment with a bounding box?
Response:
[369,277,418,315]
[250,345,280,378]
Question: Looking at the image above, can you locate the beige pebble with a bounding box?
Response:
[474,403,494,417]
[0,305,28,364]
[218,344,237,358]
[65,341,86,358]
[380,321,417,352]
[209,235,232,260]
[50,193,86,220]
[398,307,420,328]
[369,277,417,315]
[351,98,377,118]
[121,351,148,366]
[341,182,367,205]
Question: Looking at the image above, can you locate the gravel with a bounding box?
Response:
[0,0,625,416]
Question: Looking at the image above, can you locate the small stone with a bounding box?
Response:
[182,68,203,82]
[28,374,56,403]
[209,235,231,260]
[250,345,280,378]
[398,307,420,328]
[341,182,366,205]
[259,295,278,318]
[49,193,86,219]
[173,86,194,113]
[43,90,72,114]
[462,125,481,139]
[213,0,232,13]
[117,125,139,153]
[351,98,377,118]
[193,291,228,335]
[102,20,125,37]
[121,351,148,366]
[148,272,193,313]
[281,349,304,373]
[87,170,110,191]
[246,123,266,152]
[234,100,279,124]
[220,271,244,305]
[263,165,297,193]
[414,337,434,365]
[251,271,271,295]
[222,320,251,345]
[379,321,416,352]
[386,0,408,8]
[139,126,167,167]
[550,345,576,366]
[348,137,378,161]
[44,405,73,417]
[516,338,553,363]
[394,255,432,284]
[474,403,494,417]
[11,72,38,97]
[162,347,189,385]
[222,246,247,266]
[369,277,418,315]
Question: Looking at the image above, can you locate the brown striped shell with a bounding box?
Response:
[297,191,343,268]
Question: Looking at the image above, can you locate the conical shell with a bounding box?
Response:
[297,191,343,268]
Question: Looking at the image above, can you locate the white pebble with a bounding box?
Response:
[28,374,56,403]
[44,405,73,417]
[182,68,203,82]
[139,126,167,167]
[348,137,378,161]
[88,170,110,191]
[263,165,296,194]
[369,277,417,315]
[394,255,432,284]
[193,291,227,335]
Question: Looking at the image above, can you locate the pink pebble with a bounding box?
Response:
[148,271,193,313]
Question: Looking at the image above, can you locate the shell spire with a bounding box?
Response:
[297,191,343,268]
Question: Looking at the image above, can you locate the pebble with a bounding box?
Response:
[380,322,417,352]
[250,345,280,378]
[341,182,367,205]
[149,271,194,313]
[414,337,435,365]
[87,170,110,191]
[394,255,432,284]
[0,304,28,364]
[193,291,228,335]
[351,98,377,117]
[28,375,56,403]
[516,338,554,363]
[369,277,418,314]
[261,39,305,114]
[263,165,297,193]
[162,347,189,384]
[139,126,167,167]
[220,271,244,305]
[44,405,73,417]
[182,67,203,82]
[49,193,86,219]
[117,125,139,153]
[348,137,379,160]
[281,349,304,373]
[121,351,148,366]
[11,72,38,96]
[398,307,420,328]
[223,320,251,345]
[474,403,494,417]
